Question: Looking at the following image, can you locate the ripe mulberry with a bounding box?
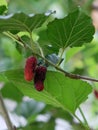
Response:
[34,66,47,91]
[34,80,44,91]
[24,56,37,81]
[94,90,98,99]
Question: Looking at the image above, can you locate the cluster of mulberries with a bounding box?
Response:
[24,56,47,91]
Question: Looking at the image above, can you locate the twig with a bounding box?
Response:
[0,92,14,130]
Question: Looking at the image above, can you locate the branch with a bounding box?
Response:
[55,66,98,82]
[0,93,15,130]
[3,32,98,83]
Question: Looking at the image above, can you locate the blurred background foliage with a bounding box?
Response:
[0,0,98,130]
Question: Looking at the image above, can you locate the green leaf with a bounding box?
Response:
[0,73,8,82]
[0,0,7,14]
[16,35,33,56]
[1,82,23,102]
[0,13,50,33]
[47,8,95,50]
[38,29,59,55]
[2,69,92,113]
[0,5,7,15]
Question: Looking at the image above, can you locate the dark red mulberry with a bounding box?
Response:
[94,90,98,99]
[24,56,37,81]
[34,66,47,91]
[35,80,44,91]
[34,66,47,81]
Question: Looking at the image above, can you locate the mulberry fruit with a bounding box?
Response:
[34,66,47,91]
[94,90,98,99]
[24,56,37,81]
[34,80,44,91]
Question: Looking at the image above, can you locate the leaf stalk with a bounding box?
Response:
[78,106,89,129]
